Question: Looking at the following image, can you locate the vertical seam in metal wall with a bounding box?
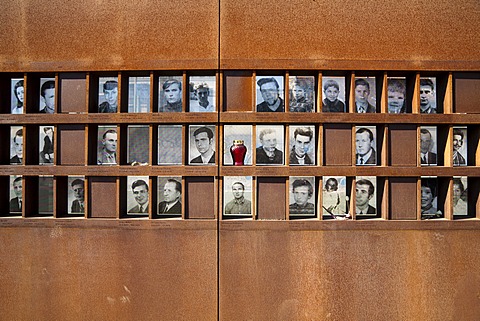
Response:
[217,0,221,319]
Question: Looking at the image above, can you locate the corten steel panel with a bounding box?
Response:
[89,177,117,218]
[59,74,87,113]
[389,177,417,220]
[58,125,85,165]
[220,0,480,70]
[323,124,352,166]
[0,0,218,72]
[257,177,286,220]
[0,220,217,321]
[455,77,480,113]
[224,71,253,112]
[389,124,417,166]
[219,221,480,321]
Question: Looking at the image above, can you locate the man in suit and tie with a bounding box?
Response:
[356,179,376,215]
[355,78,376,113]
[10,176,22,213]
[128,179,149,214]
[70,179,85,213]
[190,126,215,165]
[10,128,23,164]
[420,128,437,165]
[355,127,376,165]
[453,129,466,166]
[158,179,182,215]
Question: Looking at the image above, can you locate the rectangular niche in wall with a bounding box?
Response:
[389,177,417,220]
[57,125,85,165]
[89,177,117,218]
[185,177,215,219]
[59,73,86,113]
[224,71,253,112]
[257,177,286,220]
[323,124,351,166]
[389,125,416,166]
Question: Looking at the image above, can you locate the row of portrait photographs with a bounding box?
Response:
[421,176,468,218]
[420,126,467,166]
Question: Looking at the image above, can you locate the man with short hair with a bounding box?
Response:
[420,128,437,165]
[355,179,376,215]
[355,127,376,165]
[256,77,284,112]
[290,127,314,165]
[453,129,466,166]
[256,128,283,164]
[419,79,436,114]
[70,179,85,213]
[158,179,182,215]
[10,129,23,164]
[10,177,22,213]
[39,80,55,114]
[355,79,376,113]
[190,83,214,112]
[322,79,345,112]
[98,80,118,113]
[289,179,315,215]
[160,79,182,112]
[128,180,149,214]
[190,127,215,164]
[97,129,117,165]
[224,182,252,215]
[289,79,313,112]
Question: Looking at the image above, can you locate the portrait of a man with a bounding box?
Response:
[189,126,216,165]
[420,127,437,166]
[354,78,376,113]
[158,178,182,215]
[39,126,54,165]
[189,76,216,112]
[355,127,376,166]
[39,79,55,114]
[289,177,315,216]
[224,178,252,216]
[10,127,23,165]
[453,128,467,166]
[98,79,118,113]
[420,78,437,114]
[10,176,22,214]
[322,77,345,112]
[127,178,149,214]
[356,177,376,215]
[289,76,314,112]
[289,126,315,165]
[256,126,284,165]
[69,178,85,214]
[11,79,24,114]
[97,127,117,165]
[256,76,284,112]
[159,78,182,112]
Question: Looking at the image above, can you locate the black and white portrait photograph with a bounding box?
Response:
[322,76,345,112]
[39,78,55,114]
[97,125,117,165]
[10,126,23,165]
[39,126,54,165]
[421,177,443,219]
[289,176,315,216]
[453,176,468,216]
[322,176,348,218]
[68,176,85,214]
[98,77,118,113]
[223,176,252,216]
[420,77,437,114]
[39,176,54,215]
[188,125,216,165]
[158,125,183,165]
[128,125,149,165]
[158,177,182,216]
[289,125,315,165]
[256,125,284,165]
[189,76,216,112]
[355,176,376,216]
[159,76,183,112]
[9,175,22,214]
[355,126,376,166]
[453,127,467,166]
[387,77,406,114]
[128,76,150,113]
[223,125,253,165]
[127,176,149,215]
[256,76,285,112]
[420,126,437,166]
[354,77,376,113]
[11,78,24,114]
[289,76,315,112]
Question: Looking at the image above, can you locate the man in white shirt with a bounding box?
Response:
[420,128,437,165]
[190,126,215,164]
[355,127,376,165]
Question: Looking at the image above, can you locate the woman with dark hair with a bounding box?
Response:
[12,80,24,114]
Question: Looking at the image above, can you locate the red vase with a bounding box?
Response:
[230,140,247,166]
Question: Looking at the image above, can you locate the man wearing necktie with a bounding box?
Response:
[355,127,376,165]
[10,176,22,214]
[158,179,182,215]
[420,128,437,166]
[70,179,85,213]
[355,78,376,113]
[128,179,149,214]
